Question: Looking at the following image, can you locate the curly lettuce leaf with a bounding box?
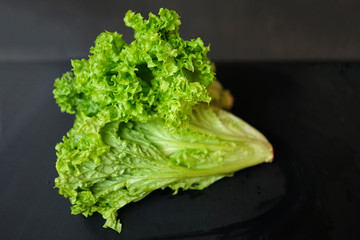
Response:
[53,8,273,233]
[55,105,273,232]
[54,8,213,129]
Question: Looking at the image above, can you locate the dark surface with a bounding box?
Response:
[0,62,359,239]
[2,0,360,61]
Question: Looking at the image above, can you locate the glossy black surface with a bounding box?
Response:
[0,62,359,239]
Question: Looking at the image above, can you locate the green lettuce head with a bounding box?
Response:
[53,8,273,233]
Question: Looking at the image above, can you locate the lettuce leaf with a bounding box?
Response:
[53,8,273,233]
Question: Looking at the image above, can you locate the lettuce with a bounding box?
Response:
[53,8,273,233]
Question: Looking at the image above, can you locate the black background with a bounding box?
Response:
[2,0,360,61]
[1,1,360,239]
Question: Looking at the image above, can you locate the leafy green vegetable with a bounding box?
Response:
[53,8,273,233]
